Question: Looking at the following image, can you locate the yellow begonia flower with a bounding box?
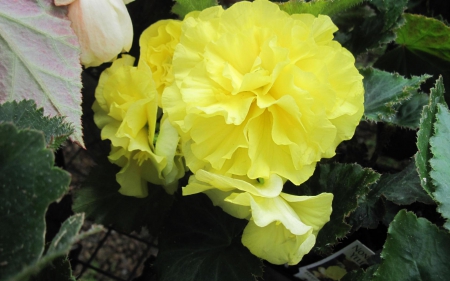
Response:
[93,55,185,197]
[184,170,333,265]
[139,19,182,101]
[56,0,133,67]
[162,0,364,185]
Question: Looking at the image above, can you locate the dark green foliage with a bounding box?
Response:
[72,159,174,234]
[0,100,73,149]
[341,0,408,54]
[361,68,430,124]
[155,194,263,281]
[374,211,450,281]
[0,123,70,280]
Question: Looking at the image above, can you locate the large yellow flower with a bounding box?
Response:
[184,170,333,265]
[93,55,185,197]
[163,0,364,185]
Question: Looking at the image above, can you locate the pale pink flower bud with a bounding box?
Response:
[56,0,134,67]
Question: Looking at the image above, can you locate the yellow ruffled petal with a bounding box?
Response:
[242,220,316,265]
[139,19,182,100]
[280,192,333,234]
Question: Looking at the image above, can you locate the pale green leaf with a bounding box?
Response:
[0,0,83,146]
[396,14,450,62]
[172,0,218,19]
[430,103,450,230]
[277,0,368,17]
[415,77,446,196]
[373,210,450,281]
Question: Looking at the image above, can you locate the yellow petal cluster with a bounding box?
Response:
[139,20,182,100]
[93,55,185,197]
[184,170,333,265]
[162,0,364,185]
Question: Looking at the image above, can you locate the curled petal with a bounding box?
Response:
[242,220,316,265]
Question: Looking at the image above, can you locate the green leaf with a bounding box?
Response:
[0,123,70,280]
[349,161,434,231]
[396,14,450,62]
[342,0,407,54]
[373,210,450,281]
[0,100,73,149]
[155,194,263,281]
[361,68,430,123]
[277,0,368,17]
[284,163,380,254]
[347,184,385,231]
[430,103,450,230]
[30,256,75,281]
[415,77,446,196]
[341,265,378,281]
[374,44,450,105]
[11,214,101,281]
[391,92,429,129]
[172,0,218,19]
[0,0,83,146]
[72,159,173,234]
[376,161,434,205]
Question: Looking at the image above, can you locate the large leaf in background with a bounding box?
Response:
[12,214,100,281]
[415,77,446,196]
[156,194,263,281]
[341,0,407,55]
[341,265,379,281]
[277,0,367,16]
[373,210,450,281]
[347,184,386,231]
[0,0,83,146]
[361,68,429,124]
[72,158,174,234]
[30,257,75,281]
[284,163,380,255]
[348,161,434,231]
[377,161,434,205]
[391,92,429,129]
[172,0,217,19]
[0,123,70,280]
[0,100,73,149]
[374,14,450,104]
[430,103,450,230]
[396,14,450,63]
